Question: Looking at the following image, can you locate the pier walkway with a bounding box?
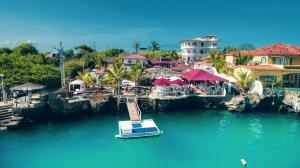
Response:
[126,97,141,121]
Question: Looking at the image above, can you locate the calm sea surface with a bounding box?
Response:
[1,110,300,168]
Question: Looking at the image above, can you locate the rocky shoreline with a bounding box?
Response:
[14,90,300,126]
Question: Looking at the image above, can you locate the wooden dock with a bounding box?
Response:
[126,98,141,121]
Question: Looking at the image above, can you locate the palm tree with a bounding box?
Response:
[206,49,226,73]
[77,72,96,87]
[128,62,147,87]
[150,41,160,51]
[167,50,179,61]
[104,62,128,95]
[235,70,253,93]
[132,41,141,53]
[236,52,253,65]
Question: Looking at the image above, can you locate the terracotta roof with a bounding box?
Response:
[238,65,282,71]
[123,54,147,60]
[227,44,300,56]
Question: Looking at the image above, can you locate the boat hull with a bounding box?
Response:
[115,131,162,139]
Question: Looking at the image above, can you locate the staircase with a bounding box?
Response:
[0,103,23,130]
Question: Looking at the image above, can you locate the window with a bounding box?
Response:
[192,42,196,46]
[272,57,291,65]
[200,50,204,54]
[193,49,196,53]
[201,42,204,47]
[261,57,267,64]
[259,75,277,86]
[128,60,132,64]
[187,50,190,54]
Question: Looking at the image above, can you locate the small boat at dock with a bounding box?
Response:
[115,119,162,139]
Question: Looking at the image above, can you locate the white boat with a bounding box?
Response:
[115,119,162,139]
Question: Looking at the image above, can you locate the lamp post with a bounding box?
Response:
[0,74,4,102]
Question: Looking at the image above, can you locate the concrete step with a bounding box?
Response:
[0,113,12,119]
[0,108,12,113]
[0,109,12,114]
[0,118,12,125]
[0,105,12,110]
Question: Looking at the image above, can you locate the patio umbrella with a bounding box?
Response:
[10,83,46,103]
[170,79,187,86]
[10,83,46,91]
[153,78,170,86]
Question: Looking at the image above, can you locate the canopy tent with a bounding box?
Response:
[69,79,84,85]
[10,83,45,91]
[170,79,187,86]
[69,79,85,92]
[180,69,228,82]
[153,78,170,86]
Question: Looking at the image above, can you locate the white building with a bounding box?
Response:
[123,54,148,67]
[180,35,219,63]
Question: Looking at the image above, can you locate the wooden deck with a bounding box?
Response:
[126,98,141,121]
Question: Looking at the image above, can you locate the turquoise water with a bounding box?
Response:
[1,110,300,168]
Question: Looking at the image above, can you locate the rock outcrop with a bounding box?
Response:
[282,91,300,114]
[225,93,261,112]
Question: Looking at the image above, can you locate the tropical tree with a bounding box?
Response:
[102,48,125,57]
[222,46,237,54]
[167,50,180,61]
[150,41,160,51]
[236,52,253,65]
[0,47,12,55]
[128,62,147,87]
[74,44,95,53]
[104,62,128,95]
[207,49,226,73]
[77,71,96,87]
[235,70,253,93]
[13,43,38,55]
[132,41,141,53]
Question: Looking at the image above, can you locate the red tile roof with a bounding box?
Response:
[238,65,282,71]
[123,54,147,60]
[227,44,300,56]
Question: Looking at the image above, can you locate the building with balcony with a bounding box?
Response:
[226,44,300,87]
[180,35,219,63]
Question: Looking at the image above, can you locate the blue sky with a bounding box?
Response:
[0,0,299,51]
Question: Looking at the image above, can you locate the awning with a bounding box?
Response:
[180,69,228,82]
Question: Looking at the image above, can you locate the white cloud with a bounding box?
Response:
[0,40,11,46]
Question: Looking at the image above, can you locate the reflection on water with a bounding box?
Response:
[249,118,263,141]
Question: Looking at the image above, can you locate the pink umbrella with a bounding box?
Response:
[170,79,187,85]
[153,78,170,86]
